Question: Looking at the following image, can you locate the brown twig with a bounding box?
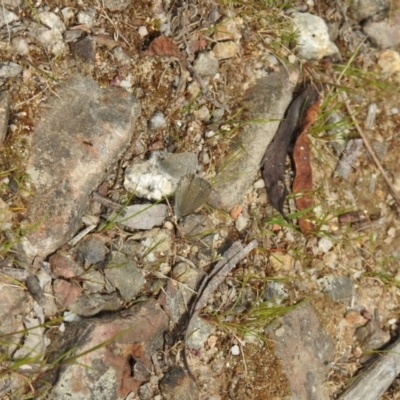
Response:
[330,72,400,205]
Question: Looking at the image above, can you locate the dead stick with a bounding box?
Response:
[331,73,400,205]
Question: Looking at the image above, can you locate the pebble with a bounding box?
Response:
[38,29,65,55]
[377,49,400,75]
[149,111,166,130]
[11,37,30,56]
[194,51,219,77]
[138,26,148,37]
[212,41,239,60]
[253,179,265,189]
[0,61,23,79]
[38,11,66,32]
[231,344,240,355]
[205,130,215,138]
[235,214,249,232]
[0,8,19,28]
[61,7,75,24]
[318,237,334,253]
[292,12,339,60]
[77,9,97,29]
[349,0,389,21]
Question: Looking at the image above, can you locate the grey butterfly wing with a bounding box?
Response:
[174,174,212,218]
[160,153,198,179]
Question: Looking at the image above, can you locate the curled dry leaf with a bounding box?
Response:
[293,98,321,234]
[142,35,184,60]
[262,85,320,219]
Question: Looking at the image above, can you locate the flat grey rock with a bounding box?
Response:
[23,74,141,259]
[209,67,299,212]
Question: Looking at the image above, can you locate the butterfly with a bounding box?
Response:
[174,173,212,219]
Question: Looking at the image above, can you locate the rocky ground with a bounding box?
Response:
[1,0,400,399]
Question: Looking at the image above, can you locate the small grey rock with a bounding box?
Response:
[75,234,108,266]
[194,51,219,77]
[38,11,66,32]
[104,252,145,301]
[0,62,22,79]
[318,275,355,302]
[115,203,167,230]
[0,8,19,28]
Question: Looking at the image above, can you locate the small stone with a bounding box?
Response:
[38,11,66,32]
[194,105,211,122]
[214,18,241,41]
[269,252,294,273]
[0,197,12,230]
[112,46,130,65]
[349,0,389,21]
[212,41,239,59]
[186,315,215,350]
[363,11,400,49]
[11,37,30,56]
[318,237,334,253]
[77,8,96,28]
[103,0,131,11]
[0,8,19,28]
[75,234,108,266]
[115,203,167,230]
[317,275,355,302]
[193,51,219,77]
[38,28,65,55]
[104,252,145,301]
[231,344,240,355]
[262,281,289,304]
[377,49,400,75]
[235,214,249,232]
[64,29,84,43]
[292,12,339,61]
[344,310,368,328]
[253,179,265,189]
[61,7,75,24]
[205,130,215,138]
[0,62,23,79]
[138,26,148,37]
[149,111,166,130]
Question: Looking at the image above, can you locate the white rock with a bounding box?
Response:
[377,49,400,75]
[235,214,249,232]
[253,179,265,189]
[77,9,96,28]
[61,7,75,23]
[213,41,239,60]
[0,8,19,28]
[11,37,30,56]
[38,28,66,55]
[115,204,167,230]
[149,111,166,130]
[292,12,339,61]
[318,237,334,253]
[231,344,240,355]
[0,61,23,78]
[124,153,178,201]
[38,11,66,32]
[138,26,148,37]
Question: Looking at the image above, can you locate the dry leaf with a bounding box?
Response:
[142,35,184,60]
[292,99,320,234]
[262,84,320,219]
